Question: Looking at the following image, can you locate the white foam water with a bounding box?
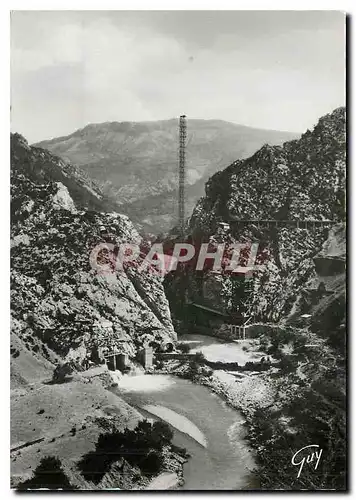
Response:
[117,374,176,393]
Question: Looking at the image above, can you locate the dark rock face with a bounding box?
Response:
[170,107,346,324]
[35,119,299,234]
[307,224,346,352]
[255,225,346,491]
[11,133,176,363]
[11,133,121,214]
[191,107,345,230]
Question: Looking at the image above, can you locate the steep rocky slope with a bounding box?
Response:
[11,133,121,214]
[192,107,345,227]
[11,133,176,365]
[36,119,298,233]
[11,133,180,489]
[163,107,346,490]
[245,225,346,490]
[169,107,345,326]
[166,221,346,491]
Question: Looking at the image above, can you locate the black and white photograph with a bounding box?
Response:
[9,8,347,491]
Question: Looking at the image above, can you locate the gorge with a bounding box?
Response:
[11,107,346,491]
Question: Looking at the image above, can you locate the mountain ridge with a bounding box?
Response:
[36,118,301,144]
[35,119,299,234]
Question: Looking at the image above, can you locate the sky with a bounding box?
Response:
[11,10,346,143]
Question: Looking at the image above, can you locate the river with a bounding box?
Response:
[116,335,258,490]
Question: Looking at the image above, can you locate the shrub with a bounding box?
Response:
[52,362,73,384]
[140,450,163,475]
[171,443,189,458]
[77,420,173,484]
[177,342,190,354]
[17,456,76,490]
[154,359,164,370]
[193,351,206,364]
[279,356,296,374]
[149,340,161,351]
[201,366,213,377]
[186,361,200,380]
[77,450,108,484]
[244,361,254,370]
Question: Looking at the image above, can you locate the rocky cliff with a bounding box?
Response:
[171,107,346,326]
[246,224,346,490]
[11,133,176,366]
[36,119,298,234]
[168,219,346,491]
[11,133,122,214]
[191,107,345,225]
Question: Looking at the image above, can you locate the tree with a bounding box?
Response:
[187,360,200,380]
[52,362,73,383]
[193,351,206,364]
[17,456,76,490]
[140,450,163,475]
[77,420,174,484]
[177,342,190,354]
[151,421,173,447]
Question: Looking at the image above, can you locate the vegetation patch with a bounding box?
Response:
[17,456,77,490]
[77,420,178,484]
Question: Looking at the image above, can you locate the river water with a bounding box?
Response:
[116,338,258,490]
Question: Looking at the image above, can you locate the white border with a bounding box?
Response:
[2,1,353,499]
[2,0,355,10]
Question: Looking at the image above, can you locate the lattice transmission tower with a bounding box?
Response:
[178,115,187,236]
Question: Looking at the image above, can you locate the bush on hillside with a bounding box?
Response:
[77,420,173,484]
[176,342,190,354]
[52,362,73,383]
[193,351,206,364]
[17,456,76,490]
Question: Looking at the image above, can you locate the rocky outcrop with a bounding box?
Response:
[313,223,346,275]
[305,224,346,354]
[11,134,176,365]
[191,107,345,229]
[171,108,346,325]
[11,133,121,214]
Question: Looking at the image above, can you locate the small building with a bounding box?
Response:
[228,324,248,340]
[138,347,154,369]
[226,313,255,340]
[104,351,130,371]
[186,301,229,331]
[230,266,256,280]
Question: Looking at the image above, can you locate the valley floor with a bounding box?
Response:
[11,364,185,490]
[11,329,345,491]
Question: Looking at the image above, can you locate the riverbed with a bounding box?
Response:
[116,371,257,490]
[180,333,265,364]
